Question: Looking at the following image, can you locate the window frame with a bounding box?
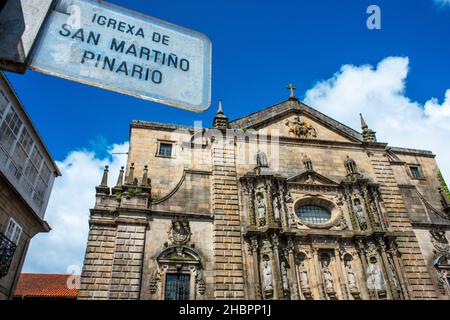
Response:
[5,218,22,245]
[156,141,175,158]
[296,204,332,225]
[408,164,425,180]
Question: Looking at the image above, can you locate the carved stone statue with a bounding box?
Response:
[273,197,280,221]
[256,150,269,168]
[256,193,266,225]
[345,156,359,175]
[262,256,274,294]
[303,155,313,171]
[354,199,368,231]
[345,259,357,290]
[322,257,334,293]
[366,257,385,291]
[280,260,290,293]
[298,255,310,290]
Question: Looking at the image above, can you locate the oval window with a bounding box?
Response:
[296,205,332,224]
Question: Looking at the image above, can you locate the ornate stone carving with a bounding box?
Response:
[149,270,160,294]
[196,269,206,296]
[168,218,191,246]
[285,116,317,139]
[430,229,449,255]
[437,269,450,296]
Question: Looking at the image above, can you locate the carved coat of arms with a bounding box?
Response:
[169,218,191,245]
[285,116,317,139]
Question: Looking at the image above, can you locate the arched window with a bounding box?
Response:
[296,205,332,224]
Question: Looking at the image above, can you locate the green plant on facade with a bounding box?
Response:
[437,170,450,199]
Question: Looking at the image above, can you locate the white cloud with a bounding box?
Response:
[305,56,450,184]
[434,0,450,8]
[22,142,129,274]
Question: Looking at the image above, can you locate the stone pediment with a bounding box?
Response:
[287,170,339,186]
[228,100,362,143]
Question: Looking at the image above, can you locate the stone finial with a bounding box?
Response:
[141,165,149,187]
[100,165,109,187]
[126,163,135,185]
[115,166,125,188]
[213,99,229,129]
[360,113,377,143]
[96,165,110,194]
[286,84,299,101]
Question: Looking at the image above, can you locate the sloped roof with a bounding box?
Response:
[229,99,363,142]
[14,273,79,298]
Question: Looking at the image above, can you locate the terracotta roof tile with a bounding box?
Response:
[15,273,79,298]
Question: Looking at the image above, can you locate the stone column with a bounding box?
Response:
[270,233,283,300]
[356,241,371,300]
[377,241,394,300]
[251,237,262,299]
[287,239,300,300]
[389,241,410,300]
[312,248,325,299]
[334,248,349,300]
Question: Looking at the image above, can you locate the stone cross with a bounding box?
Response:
[286,84,296,99]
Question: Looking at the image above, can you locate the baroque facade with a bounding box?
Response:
[79,88,450,300]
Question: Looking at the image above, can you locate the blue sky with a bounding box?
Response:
[7,0,450,160]
[8,0,449,273]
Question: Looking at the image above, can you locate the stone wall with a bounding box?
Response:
[211,136,245,299]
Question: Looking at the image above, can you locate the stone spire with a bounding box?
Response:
[96,165,110,194]
[360,113,377,142]
[112,166,125,194]
[126,163,135,185]
[141,165,149,187]
[213,99,229,129]
[116,166,124,188]
[287,84,299,101]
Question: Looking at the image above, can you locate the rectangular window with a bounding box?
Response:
[165,273,190,300]
[0,108,22,153]
[158,143,173,157]
[5,218,22,244]
[409,166,423,179]
[0,90,9,118]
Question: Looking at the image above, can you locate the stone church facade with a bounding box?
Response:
[78,89,450,300]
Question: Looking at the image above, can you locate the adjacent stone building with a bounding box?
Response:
[79,87,450,300]
[0,72,60,299]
